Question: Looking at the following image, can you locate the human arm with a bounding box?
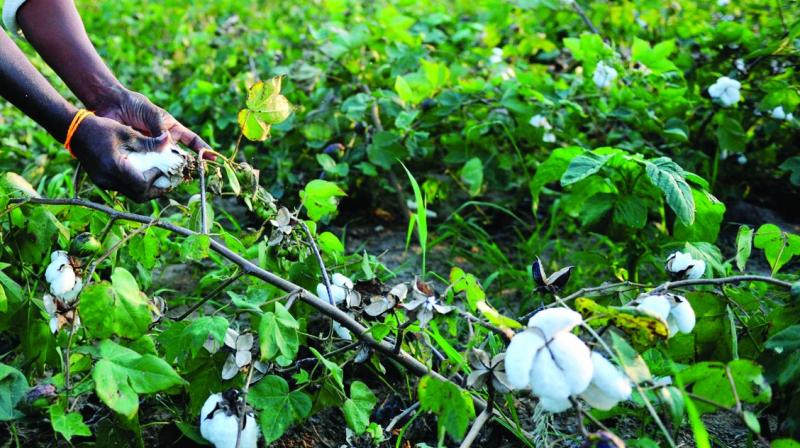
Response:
[13,0,211,154]
[0,30,172,202]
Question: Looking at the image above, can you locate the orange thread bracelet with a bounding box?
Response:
[63,109,94,158]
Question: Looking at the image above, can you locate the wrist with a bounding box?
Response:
[80,77,128,112]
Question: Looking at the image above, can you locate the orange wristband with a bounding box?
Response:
[64,109,94,158]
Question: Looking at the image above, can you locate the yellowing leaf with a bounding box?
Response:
[238,109,269,141]
[576,297,669,348]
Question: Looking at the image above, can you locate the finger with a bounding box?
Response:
[128,131,171,153]
[129,94,166,137]
[120,167,168,202]
[169,121,215,160]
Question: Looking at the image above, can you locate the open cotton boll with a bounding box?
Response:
[527,307,583,340]
[58,278,83,303]
[665,251,693,273]
[316,283,347,305]
[331,273,353,289]
[200,393,258,448]
[707,76,741,107]
[580,352,631,410]
[668,296,696,334]
[529,114,552,129]
[504,330,545,389]
[636,295,671,321]
[593,61,618,89]
[544,333,594,394]
[45,250,69,283]
[538,395,573,413]
[685,259,705,279]
[126,144,189,189]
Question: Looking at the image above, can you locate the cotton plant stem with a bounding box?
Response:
[7,197,507,419]
[71,163,82,199]
[385,401,420,434]
[459,407,492,448]
[297,220,335,307]
[198,149,209,234]
[571,1,601,36]
[647,275,792,294]
[235,366,255,448]
[174,271,243,321]
[456,309,512,341]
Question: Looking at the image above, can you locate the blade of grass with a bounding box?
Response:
[400,162,428,277]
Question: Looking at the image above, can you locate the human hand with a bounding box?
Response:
[93,88,214,159]
[69,114,177,202]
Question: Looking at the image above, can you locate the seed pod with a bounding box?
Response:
[69,232,102,257]
[126,144,193,189]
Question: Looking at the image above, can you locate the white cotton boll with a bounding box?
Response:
[126,145,188,189]
[587,352,631,402]
[527,307,583,340]
[538,395,573,413]
[529,347,573,402]
[669,298,696,334]
[593,61,618,89]
[529,114,552,129]
[49,317,60,334]
[718,0,729,5]
[666,251,693,273]
[316,283,347,305]
[580,384,621,410]
[685,259,705,279]
[45,251,69,283]
[331,273,353,289]
[59,278,83,303]
[708,76,741,107]
[636,295,671,321]
[735,58,746,73]
[200,394,258,448]
[50,268,77,298]
[547,333,593,395]
[542,132,556,143]
[736,154,748,166]
[43,294,57,315]
[504,330,544,389]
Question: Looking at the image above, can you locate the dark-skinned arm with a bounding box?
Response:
[15,0,212,154]
[0,30,171,202]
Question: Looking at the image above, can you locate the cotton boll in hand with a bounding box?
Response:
[200,390,259,448]
[126,144,193,189]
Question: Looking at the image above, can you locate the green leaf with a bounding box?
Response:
[367,131,407,170]
[224,162,241,196]
[735,226,754,271]
[259,303,299,363]
[773,439,800,448]
[753,224,800,274]
[610,331,652,383]
[255,94,292,125]
[79,268,152,339]
[678,360,771,414]
[0,363,28,421]
[300,179,346,221]
[644,157,695,225]
[560,151,615,186]
[50,405,92,441]
[418,375,475,441]
[92,339,186,419]
[529,146,583,212]
[248,375,312,444]
[766,325,800,352]
[673,189,725,242]
[716,115,746,154]
[184,316,229,358]
[246,78,282,110]
[238,109,269,141]
[309,347,344,390]
[779,156,800,186]
[180,234,211,261]
[613,195,648,229]
[343,381,377,434]
[459,157,483,197]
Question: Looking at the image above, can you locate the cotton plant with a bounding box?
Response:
[43,293,80,334]
[200,389,259,448]
[529,114,556,143]
[634,293,696,337]
[665,251,706,280]
[592,61,618,89]
[708,76,741,107]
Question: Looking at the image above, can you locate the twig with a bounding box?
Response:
[385,402,420,433]
[459,408,492,448]
[174,271,243,321]
[71,164,82,199]
[572,1,601,36]
[456,309,513,341]
[83,219,159,285]
[235,366,255,448]
[362,85,412,220]
[648,275,793,294]
[64,325,77,406]
[198,149,209,234]
[297,220,335,307]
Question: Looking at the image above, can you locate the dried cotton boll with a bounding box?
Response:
[200,391,258,448]
[580,352,631,411]
[126,144,192,189]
